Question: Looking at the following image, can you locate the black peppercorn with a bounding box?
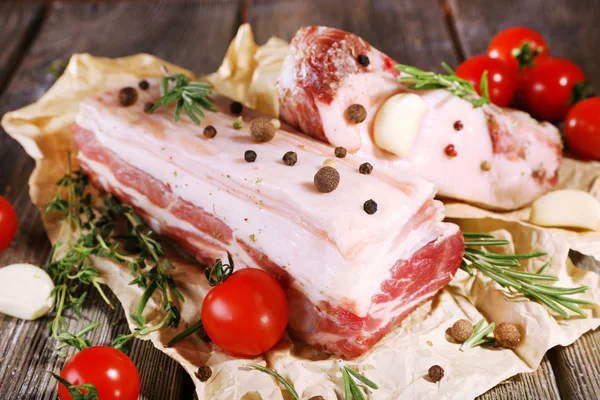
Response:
[244,150,257,163]
[359,162,373,175]
[334,146,347,158]
[282,151,298,166]
[203,125,217,138]
[314,166,340,193]
[138,80,150,90]
[118,87,138,107]
[195,365,212,382]
[144,102,154,113]
[357,54,370,67]
[363,199,378,214]
[428,365,444,383]
[453,120,463,131]
[346,104,367,124]
[230,101,243,114]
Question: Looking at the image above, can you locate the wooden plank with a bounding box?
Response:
[447,1,600,398]
[248,0,458,70]
[446,0,600,89]
[0,1,240,399]
[248,1,563,399]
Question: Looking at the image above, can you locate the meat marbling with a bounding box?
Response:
[74,83,463,357]
[278,26,563,210]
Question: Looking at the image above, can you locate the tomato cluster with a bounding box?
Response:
[455,26,599,160]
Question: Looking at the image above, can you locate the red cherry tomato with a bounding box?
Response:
[58,346,140,400]
[487,26,550,85]
[0,196,18,251]
[455,55,517,107]
[522,57,586,121]
[564,97,600,160]
[202,268,288,357]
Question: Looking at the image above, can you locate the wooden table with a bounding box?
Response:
[0,1,599,399]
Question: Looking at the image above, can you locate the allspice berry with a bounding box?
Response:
[203,125,217,138]
[118,87,138,106]
[346,104,367,124]
[195,365,212,382]
[282,151,298,166]
[428,365,444,383]
[250,117,277,143]
[314,166,340,193]
[334,146,347,158]
[359,162,373,175]
[494,322,521,349]
[138,80,150,90]
[449,319,473,342]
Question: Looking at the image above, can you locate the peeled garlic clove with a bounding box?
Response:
[373,93,428,157]
[530,189,600,230]
[0,263,54,320]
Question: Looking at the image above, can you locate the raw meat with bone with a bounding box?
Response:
[278,26,563,210]
[73,82,463,357]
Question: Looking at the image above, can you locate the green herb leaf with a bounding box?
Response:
[204,252,234,286]
[166,320,207,347]
[460,318,495,350]
[338,362,378,399]
[245,363,299,400]
[49,372,99,400]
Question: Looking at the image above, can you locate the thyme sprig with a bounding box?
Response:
[149,73,215,125]
[395,62,490,107]
[462,233,592,318]
[245,363,299,400]
[460,318,496,351]
[205,252,234,286]
[338,361,379,400]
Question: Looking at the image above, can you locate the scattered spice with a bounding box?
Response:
[346,104,367,124]
[494,322,521,348]
[449,319,473,342]
[138,80,150,90]
[118,87,138,106]
[195,365,212,382]
[322,159,336,168]
[249,234,256,243]
[359,162,373,175]
[428,365,444,383]
[250,117,277,142]
[233,116,243,130]
[453,120,463,131]
[334,146,347,158]
[314,166,340,193]
[426,340,433,347]
[230,101,243,114]
[203,125,217,139]
[144,102,154,113]
[244,150,257,163]
[480,161,492,171]
[357,54,370,67]
[282,151,298,166]
[363,199,378,215]
[444,144,457,157]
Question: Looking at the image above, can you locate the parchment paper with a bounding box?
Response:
[2,24,600,400]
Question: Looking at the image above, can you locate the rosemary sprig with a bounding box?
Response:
[149,73,215,125]
[460,318,496,351]
[395,62,490,107]
[245,363,299,400]
[338,361,378,400]
[462,233,592,318]
[166,320,207,347]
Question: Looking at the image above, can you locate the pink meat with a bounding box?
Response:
[73,83,463,357]
[278,26,563,210]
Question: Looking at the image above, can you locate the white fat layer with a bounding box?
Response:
[76,86,450,316]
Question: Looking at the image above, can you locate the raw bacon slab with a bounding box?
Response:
[278,26,563,210]
[74,82,463,357]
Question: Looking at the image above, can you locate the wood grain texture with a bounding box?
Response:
[248,0,458,70]
[447,0,600,89]
[0,1,240,399]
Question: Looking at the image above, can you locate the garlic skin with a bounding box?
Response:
[373,93,428,157]
[0,263,54,320]
[530,189,600,231]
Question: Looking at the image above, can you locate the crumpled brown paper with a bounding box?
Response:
[2,24,600,400]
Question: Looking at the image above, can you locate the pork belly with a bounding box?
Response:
[73,83,463,357]
[278,26,563,210]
